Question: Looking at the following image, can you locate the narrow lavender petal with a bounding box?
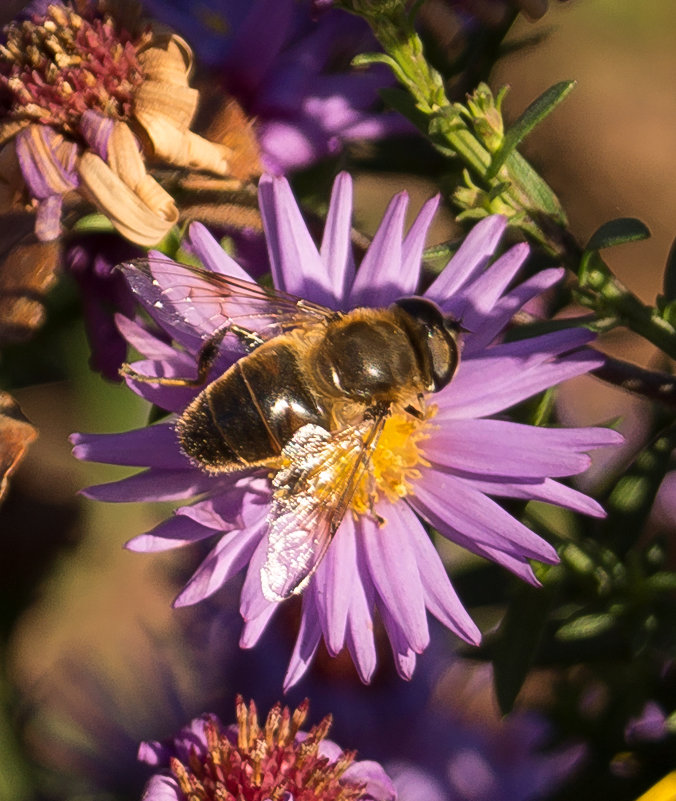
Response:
[174,523,265,607]
[239,602,278,649]
[15,125,78,198]
[399,194,441,296]
[313,515,356,656]
[71,424,187,468]
[79,110,114,161]
[379,603,417,680]
[284,589,323,690]
[126,514,215,553]
[258,174,327,301]
[81,468,214,503]
[240,534,275,621]
[409,490,543,586]
[436,330,601,419]
[414,468,559,564]
[426,215,507,299]
[35,194,63,240]
[114,315,179,360]
[464,475,608,518]
[319,171,355,306]
[348,192,408,308]
[442,242,530,323]
[403,503,481,645]
[361,507,430,654]
[342,761,397,801]
[177,481,270,531]
[346,546,378,683]
[462,267,565,355]
[424,420,622,479]
[187,222,252,279]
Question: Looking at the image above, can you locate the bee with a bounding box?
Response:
[120,258,462,601]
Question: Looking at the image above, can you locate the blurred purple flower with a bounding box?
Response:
[140,0,407,174]
[65,232,141,380]
[138,697,397,801]
[73,172,622,687]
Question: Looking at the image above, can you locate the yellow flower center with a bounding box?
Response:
[350,406,434,517]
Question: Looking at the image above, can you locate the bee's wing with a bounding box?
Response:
[119,257,334,346]
[261,415,387,602]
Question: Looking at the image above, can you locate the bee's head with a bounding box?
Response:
[392,297,462,392]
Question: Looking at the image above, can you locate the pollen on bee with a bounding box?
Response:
[351,406,436,518]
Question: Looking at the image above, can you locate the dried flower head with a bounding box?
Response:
[0,0,232,245]
[138,697,396,801]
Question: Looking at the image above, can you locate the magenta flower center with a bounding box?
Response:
[169,698,365,801]
[0,2,148,134]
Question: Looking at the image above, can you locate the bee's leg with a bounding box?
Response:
[120,322,262,387]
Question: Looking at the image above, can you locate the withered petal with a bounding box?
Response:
[134,110,230,175]
[133,81,199,132]
[137,33,194,84]
[77,150,178,246]
[0,391,38,504]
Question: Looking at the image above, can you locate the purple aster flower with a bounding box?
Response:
[73,172,622,687]
[139,0,407,174]
[138,697,397,801]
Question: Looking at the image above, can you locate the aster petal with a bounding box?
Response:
[401,503,481,645]
[463,267,565,354]
[399,194,440,296]
[313,515,356,656]
[239,602,278,649]
[240,533,275,621]
[319,171,355,305]
[70,424,187,469]
[187,222,252,280]
[361,507,429,654]
[284,589,323,690]
[114,315,180,361]
[126,514,215,552]
[174,521,266,607]
[426,215,507,299]
[379,603,417,680]
[436,329,602,419]
[345,554,378,683]
[414,468,558,564]
[348,192,407,307]
[258,174,327,301]
[82,468,214,502]
[465,476,608,518]
[443,242,530,324]
[342,760,397,801]
[424,420,622,479]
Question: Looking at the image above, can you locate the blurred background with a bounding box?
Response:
[2,1,676,799]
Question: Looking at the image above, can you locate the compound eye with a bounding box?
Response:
[394,297,462,392]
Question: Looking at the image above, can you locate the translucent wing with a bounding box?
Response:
[261,414,387,602]
[119,257,334,347]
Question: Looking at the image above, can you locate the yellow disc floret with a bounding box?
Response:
[350,406,435,517]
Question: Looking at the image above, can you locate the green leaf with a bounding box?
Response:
[556,612,617,641]
[487,81,576,180]
[585,218,651,253]
[492,583,553,713]
[71,212,115,233]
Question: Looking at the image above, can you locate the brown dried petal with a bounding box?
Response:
[0,228,61,344]
[19,126,79,195]
[134,109,230,174]
[0,391,38,504]
[0,119,30,149]
[203,98,263,182]
[0,141,25,213]
[77,150,178,246]
[133,81,199,132]
[137,34,193,85]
